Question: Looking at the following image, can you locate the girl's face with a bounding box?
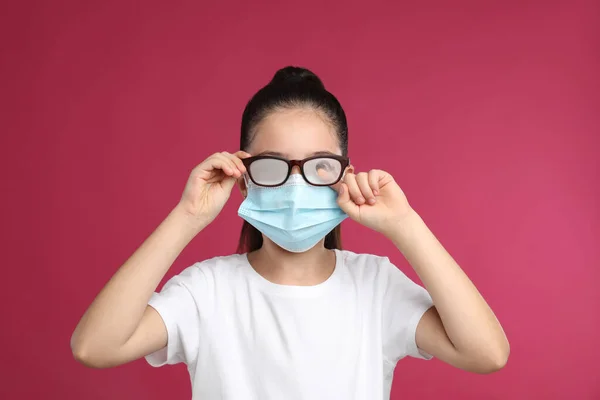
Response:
[247,107,342,165]
[240,107,346,251]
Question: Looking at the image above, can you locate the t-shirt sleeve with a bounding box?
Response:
[381,257,434,363]
[145,264,206,367]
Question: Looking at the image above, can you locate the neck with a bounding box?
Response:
[248,239,336,286]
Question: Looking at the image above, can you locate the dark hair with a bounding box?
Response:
[237,66,349,254]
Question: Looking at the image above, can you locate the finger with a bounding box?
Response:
[206,154,237,177]
[234,150,252,159]
[356,172,376,204]
[337,182,359,215]
[212,156,236,177]
[330,166,352,193]
[330,180,343,194]
[221,151,246,176]
[368,169,381,196]
[344,173,366,205]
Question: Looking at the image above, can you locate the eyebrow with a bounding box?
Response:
[254,150,339,158]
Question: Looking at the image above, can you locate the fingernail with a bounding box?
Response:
[373,190,379,196]
[368,198,376,204]
[340,185,344,194]
[358,197,365,203]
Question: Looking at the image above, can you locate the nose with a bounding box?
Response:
[291,165,302,175]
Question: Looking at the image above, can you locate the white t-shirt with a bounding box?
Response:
[146,249,433,400]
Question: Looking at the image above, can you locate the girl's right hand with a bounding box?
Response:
[177,151,251,226]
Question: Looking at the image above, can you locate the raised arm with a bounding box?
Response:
[70,151,249,368]
[336,168,509,373]
[388,210,509,373]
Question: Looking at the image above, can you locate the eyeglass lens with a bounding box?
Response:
[249,157,343,186]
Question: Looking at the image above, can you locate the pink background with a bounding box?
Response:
[1,1,598,399]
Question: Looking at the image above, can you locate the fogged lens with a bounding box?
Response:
[248,158,289,186]
[303,157,342,185]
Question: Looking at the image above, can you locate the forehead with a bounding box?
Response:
[248,107,341,158]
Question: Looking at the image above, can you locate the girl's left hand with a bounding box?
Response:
[334,169,413,235]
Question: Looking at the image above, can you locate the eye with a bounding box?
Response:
[316,161,333,171]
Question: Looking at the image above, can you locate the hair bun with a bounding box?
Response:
[269,66,325,90]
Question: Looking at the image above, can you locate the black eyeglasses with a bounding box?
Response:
[242,155,350,187]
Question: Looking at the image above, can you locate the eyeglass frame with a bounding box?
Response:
[241,154,350,187]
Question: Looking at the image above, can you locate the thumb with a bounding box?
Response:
[220,175,238,193]
[337,183,358,216]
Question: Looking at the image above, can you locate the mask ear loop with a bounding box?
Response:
[240,173,250,199]
[340,168,348,183]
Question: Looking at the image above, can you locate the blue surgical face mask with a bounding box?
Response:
[238,174,348,253]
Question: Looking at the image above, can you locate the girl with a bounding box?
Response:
[71,66,509,399]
